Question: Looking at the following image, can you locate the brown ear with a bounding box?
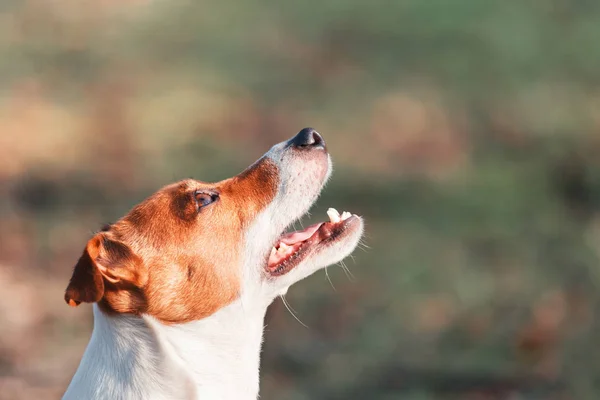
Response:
[64,235,141,307]
[64,238,105,307]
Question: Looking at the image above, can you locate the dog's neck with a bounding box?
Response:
[64,300,269,400]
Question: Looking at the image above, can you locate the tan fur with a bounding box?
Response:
[65,158,279,324]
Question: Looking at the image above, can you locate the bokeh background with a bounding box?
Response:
[2,1,600,399]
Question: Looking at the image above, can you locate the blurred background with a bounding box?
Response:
[1,1,600,399]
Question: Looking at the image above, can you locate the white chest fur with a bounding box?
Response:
[64,302,268,400]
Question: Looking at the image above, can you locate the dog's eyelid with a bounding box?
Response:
[193,190,219,211]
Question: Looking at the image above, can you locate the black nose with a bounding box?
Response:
[289,128,326,149]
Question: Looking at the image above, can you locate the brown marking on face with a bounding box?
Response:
[64,158,279,324]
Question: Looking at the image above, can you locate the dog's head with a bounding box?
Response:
[64,128,364,323]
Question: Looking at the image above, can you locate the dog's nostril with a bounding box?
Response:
[289,127,326,149]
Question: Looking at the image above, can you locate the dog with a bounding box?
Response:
[62,128,364,400]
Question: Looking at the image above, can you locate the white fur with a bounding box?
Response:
[63,138,363,400]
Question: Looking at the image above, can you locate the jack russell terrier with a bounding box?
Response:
[63,128,364,399]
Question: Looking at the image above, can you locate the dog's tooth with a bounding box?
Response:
[327,208,341,223]
[341,211,351,221]
[278,243,289,252]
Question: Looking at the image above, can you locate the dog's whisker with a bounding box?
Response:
[325,267,336,291]
[280,295,308,328]
[358,240,371,250]
[339,260,356,282]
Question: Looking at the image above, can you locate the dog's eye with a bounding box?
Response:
[194,191,219,210]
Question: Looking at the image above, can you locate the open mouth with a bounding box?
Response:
[267,208,359,276]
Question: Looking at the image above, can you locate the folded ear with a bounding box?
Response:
[64,234,141,307]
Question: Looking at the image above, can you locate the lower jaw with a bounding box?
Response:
[267,243,308,276]
[268,258,300,276]
[266,214,359,277]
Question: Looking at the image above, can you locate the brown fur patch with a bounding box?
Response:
[64,247,105,306]
[65,157,279,323]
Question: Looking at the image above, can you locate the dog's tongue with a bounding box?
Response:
[279,222,323,245]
